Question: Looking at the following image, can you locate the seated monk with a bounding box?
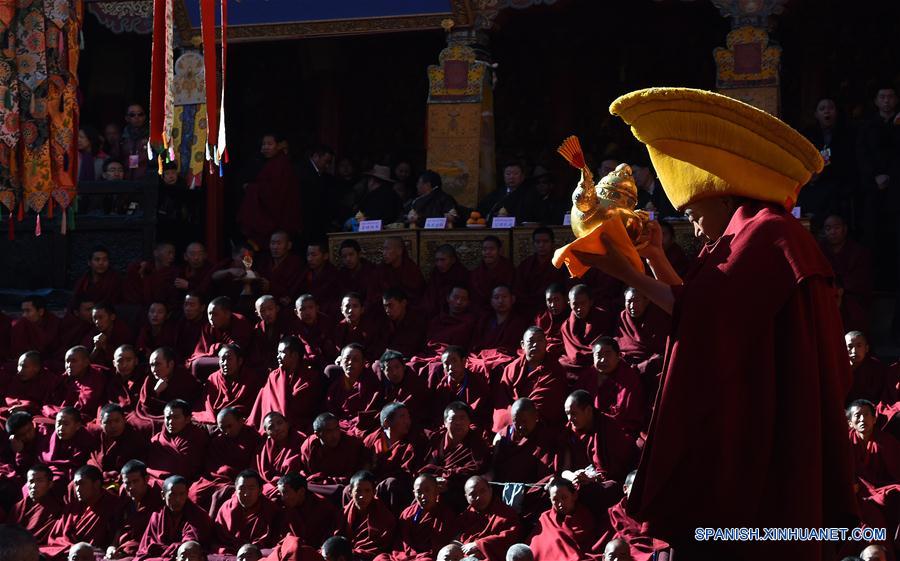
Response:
[6,411,45,479]
[10,296,60,359]
[375,473,458,561]
[615,286,669,394]
[136,302,178,360]
[334,292,387,362]
[83,302,134,368]
[585,337,645,438]
[559,285,616,385]
[109,460,164,560]
[174,242,214,302]
[248,336,323,434]
[42,465,123,560]
[194,344,260,425]
[256,412,306,498]
[38,407,98,485]
[492,399,568,519]
[56,298,96,362]
[366,350,428,431]
[299,242,343,319]
[422,244,471,317]
[43,346,108,423]
[375,237,426,308]
[514,228,569,318]
[494,327,567,432]
[134,347,201,431]
[300,413,370,497]
[420,402,491,511]
[847,400,900,499]
[338,239,380,310]
[174,540,208,561]
[528,477,603,561]
[8,464,64,545]
[381,289,426,358]
[577,267,626,317]
[600,471,670,561]
[339,471,397,561]
[210,243,264,304]
[135,475,213,561]
[457,475,523,561]
[363,402,423,514]
[409,286,478,383]
[175,293,206,364]
[275,472,342,549]
[256,231,304,308]
[0,351,58,420]
[561,391,637,515]
[190,408,262,511]
[250,295,289,372]
[123,242,178,309]
[88,403,151,485]
[469,285,530,383]
[469,235,516,313]
[289,293,338,370]
[213,470,280,554]
[70,245,123,308]
[104,345,147,412]
[324,344,381,435]
[68,542,94,561]
[189,296,253,381]
[846,331,896,406]
[432,346,493,429]
[534,283,569,355]
[146,399,209,482]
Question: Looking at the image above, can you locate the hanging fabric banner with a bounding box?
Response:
[199,0,218,167]
[215,0,227,166]
[148,0,174,171]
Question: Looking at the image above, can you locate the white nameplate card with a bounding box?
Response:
[562,213,571,226]
[791,207,801,219]
[359,220,383,232]
[424,217,447,229]
[491,216,516,229]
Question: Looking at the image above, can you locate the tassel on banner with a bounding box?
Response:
[35,213,41,237]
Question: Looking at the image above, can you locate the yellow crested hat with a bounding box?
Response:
[609,88,823,210]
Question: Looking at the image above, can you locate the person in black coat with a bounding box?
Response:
[358,164,403,224]
[477,162,541,223]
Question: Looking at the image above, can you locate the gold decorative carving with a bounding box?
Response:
[419,229,511,275]
[327,231,417,268]
[714,26,780,87]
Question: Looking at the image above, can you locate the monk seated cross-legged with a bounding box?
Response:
[248,335,323,434]
[422,244,471,318]
[7,464,64,546]
[104,344,148,413]
[84,302,134,369]
[559,284,616,387]
[289,293,338,371]
[846,331,896,407]
[300,412,371,501]
[135,475,214,561]
[133,347,201,432]
[256,412,306,498]
[374,473,458,561]
[175,292,207,364]
[527,477,604,561]
[431,346,493,430]
[381,289,426,360]
[10,295,60,360]
[365,350,429,432]
[194,343,260,425]
[374,236,426,309]
[38,406,98,486]
[846,399,900,528]
[189,296,253,381]
[457,475,523,561]
[534,283,570,356]
[409,285,478,386]
[615,286,670,400]
[339,470,397,561]
[255,231,304,309]
[324,343,381,436]
[88,403,151,485]
[212,470,280,555]
[334,292,387,363]
[298,241,343,320]
[108,460,164,560]
[337,238,380,310]
[146,399,210,483]
[468,285,530,383]
[42,346,108,424]
[275,472,342,550]
[363,402,424,514]
[249,294,291,373]
[469,235,516,314]
[0,350,58,421]
[514,227,570,318]
[583,337,646,439]
[598,470,670,561]
[136,301,178,361]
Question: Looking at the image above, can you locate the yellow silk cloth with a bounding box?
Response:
[552,215,644,278]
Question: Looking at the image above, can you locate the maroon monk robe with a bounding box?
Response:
[468,313,530,382]
[10,313,60,358]
[262,536,325,561]
[194,367,261,425]
[528,504,603,561]
[11,422,50,478]
[375,500,458,561]
[256,430,307,497]
[132,367,202,430]
[457,497,522,561]
[0,311,9,361]
[135,321,178,360]
[601,498,670,561]
[237,153,303,247]
[298,261,343,319]
[71,269,123,307]
[135,499,213,561]
[493,422,566,486]
[420,429,490,493]
[365,364,429,430]
[495,355,568,432]
[189,425,262,509]
[616,304,670,385]
[514,254,570,317]
[175,315,204,364]
[251,317,291,372]
[630,203,857,559]
[664,241,693,278]
[146,422,210,482]
[849,428,900,490]
[248,364,323,434]
[189,312,253,366]
[408,311,478,378]
[586,361,646,438]
[8,492,64,544]
[42,364,109,423]
[115,482,164,557]
[566,415,637,487]
[820,238,873,333]
[421,261,471,317]
[578,269,626,314]
[431,370,493,429]
[103,364,148,413]
[82,318,134,367]
[299,431,369,485]
[56,311,94,359]
[375,256,426,306]
[340,497,397,560]
[0,367,59,419]
[87,421,151,483]
[175,260,214,300]
[257,253,305,304]
[334,313,387,362]
[848,356,895,406]
[277,491,341,548]
[559,307,617,379]
[363,429,423,484]
[534,308,568,355]
[338,258,381,309]
[288,312,338,370]
[124,262,179,309]
[469,257,516,313]
[42,489,123,559]
[384,312,427,359]
[325,367,381,435]
[214,493,280,553]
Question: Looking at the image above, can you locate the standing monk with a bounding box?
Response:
[574,88,857,558]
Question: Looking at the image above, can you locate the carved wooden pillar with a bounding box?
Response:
[711,0,786,116]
